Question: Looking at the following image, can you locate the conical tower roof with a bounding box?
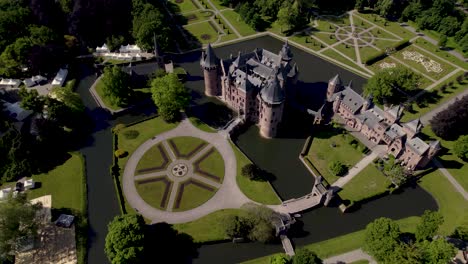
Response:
[280,40,293,61]
[201,43,218,68]
[329,74,342,86]
[260,75,284,105]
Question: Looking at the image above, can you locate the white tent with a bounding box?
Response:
[24,179,35,190]
[119,44,141,54]
[96,43,110,53]
[51,68,68,87]
[0,188,12,200]
[0,78,21,88]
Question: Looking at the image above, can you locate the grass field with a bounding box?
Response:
[307,130,365,184]
[183,10,214,25]
[135,178,171,210]
[173,182,216,211]
[338,163,390,203]
[197,148,225,181]
[290,33,323,51]
[334,43,356,61]
[173,209,247,242]
[170,136,207,157]
[321,49,359,71]
[231,141,281,205]
[354,13,415,39]
[94,79,121,111]
[188,116,216,132]
[221,10,256,36]
[313,32,338,45]
[184,21,219,44]
[169,0,199,13]
[243,217,420,263]
[135,143,168,173]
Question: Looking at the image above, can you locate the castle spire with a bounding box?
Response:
[279,39,293,62]
[201,43,218,69]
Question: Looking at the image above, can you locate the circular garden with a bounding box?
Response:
[133,136,225,212]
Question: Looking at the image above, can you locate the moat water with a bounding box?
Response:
[76,35,438,264]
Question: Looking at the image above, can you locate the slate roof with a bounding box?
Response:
[357,106,386,129]
[329,74,342,86]
[385,123,406,139]
[404,118,423,133]
[336,86,364,114]
[406,137,429,155]
[260,75,284,105]
[387,105,403,119]
[279,40,293,61]
[201,43,219,68]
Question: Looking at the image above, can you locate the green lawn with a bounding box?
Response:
[359,45,381,62]
[169,0,199,13]
[188,116,216,132]
[307,130,365,184]
[314,19,340,33]
[372,38,400,50]
[94,79,121,111]
[418,169,468,235]
[135,143,168,173]
[135,178,171,210]
[290,33,323,51]
[184,21,219,44]
[197,148,225,181]
[173,209,247,242]
[221,10,256,36]
[231,141,281,205]
[169,136,207,158]
[243,216,420,263]
[354,13,415,39]
[421,126,468,193]
[321,49,360,71]
[413,39,468,71]
[370,27,400,41]
[392,46,456,80]
[313,32,338,45]
[183,10,213,24]
[29,153,84,211]
[334,43,356,61]
[365,55,400,72]
[209,0,227,10]
[173,182,216,211]
[400,72,466,122]
[219,33,238,43]
[338,163,390,203]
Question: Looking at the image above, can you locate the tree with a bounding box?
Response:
[49,86,85,113]
[241,164,262,180]
[328,161,347,176]
[374,0,395,17]
[452,226,468,241]
[438,35,448,48]
[0,194,42,262]
[364,66,421,105]
[385,164,407,186]
[292,248,322,264]
[430,95,468,140]
[101,65,132,107]
[270,254,290,264]
[18,87,44,113]
[132,3,171,50]
[453,135,468,160]
[363,217,401,262]
[419,239,456,264]
[224,215,251,239]
[105,214,145,264]
[150,73,190,122]
[245,205,275,243]
[355,0,367,11]
[415,210,444,241]
[277,6,290,33]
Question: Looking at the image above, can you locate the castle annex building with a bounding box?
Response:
[200,42,298,138]
[326,75,440,170]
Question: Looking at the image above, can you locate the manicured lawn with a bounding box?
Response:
[231,141,281,205]
[338,163,390,203]
[209,0,227,10]
[354,13,415,39]
[169,0,199,13]
[352,14,373,29]
[372,38,400,50]
[413,39,468,70]
[243,216,420,263]
[314,19,340,33]
[135,143,168,173]
[173,209,247,242]
[173,182,216,211]
[290,33,323,51]
[421,126,468,193]
[135,178,171,210]
[366,56,400,73]
[169,136,207,158]
[321,49,360,72]
[313,32,338,46]
[197,148,225,181]
[183,10,213,24]
[307,130,365,184]
[418,169,468,235]
[94,79,121,111]
[359,45,381,62]
[184,21,219,44]
[369,27,399,41]
[392,46,456,80]
[188,116,216,132]
[221,10,256,36]
[219,33,238,43]
[29,152,85,211]
[400,72,466,122]
[334,43,356,62]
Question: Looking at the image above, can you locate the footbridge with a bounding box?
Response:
[280,235,295,256]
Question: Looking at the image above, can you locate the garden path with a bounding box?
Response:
[323,248,376,264]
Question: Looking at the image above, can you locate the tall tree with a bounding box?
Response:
[415,210,444,241]
[0,194,42,262]
[292,248,322,264]
[364,66,421,105]
[363,217,401,262]
[105,214,145,264]
[101,66,132,107]
[453,135,468,160]
[150,73,190,122]
[419,239,456,264]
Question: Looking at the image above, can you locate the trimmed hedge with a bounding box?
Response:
[364,50,387,65]
[301,136,312,156]
[394,39,410,51]
[110,132,127,214]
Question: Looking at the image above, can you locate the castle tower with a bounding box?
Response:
[403,118,422,139]
[384,105,403,125]
[419,140,441,168]
[279,40,293,63]
[362,93,373,112]
[153,34,164,68]
[327,74,342,101]
[258,75,285,138]
[200,43,220,97]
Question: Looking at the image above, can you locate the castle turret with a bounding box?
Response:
[384,105,403,125]
[200,43,220,96]
[258,75,285,138]
[403,118,423,139]
[362,93,373,112]
[327,74,342,101]
[279,40,293,63]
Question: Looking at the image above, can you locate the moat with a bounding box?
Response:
[78,35,438,264]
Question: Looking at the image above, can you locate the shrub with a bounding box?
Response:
[270,254,290,264]
[123,130,139,139]
[241,164,262,180]
[328,161,348,176]
[114,149,128,158]
[113,123,126,133]
[453,135,468,160]
[393,39,410,51]
[292,248,322,264]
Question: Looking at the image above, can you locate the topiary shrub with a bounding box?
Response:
[242,164,259,180]
[123,130,139,139]
[114,149,128,158]
[328,161,348,176]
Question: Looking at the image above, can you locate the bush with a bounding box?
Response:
[270,254,290,264]
[328,161,348,176]
[292,248,322,264]
[123,130,139,139]
[393,39,410,51]
[242,164,260,180]
[114,149,128,158]
[113,123,126,133]
[454,135,468,160]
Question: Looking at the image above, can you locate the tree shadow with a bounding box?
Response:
[188,101,233,129]
[288,220,310,239]
[144,222,199,263]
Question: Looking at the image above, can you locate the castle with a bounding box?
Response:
[200,43,438,170]
[200,42,298,138]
